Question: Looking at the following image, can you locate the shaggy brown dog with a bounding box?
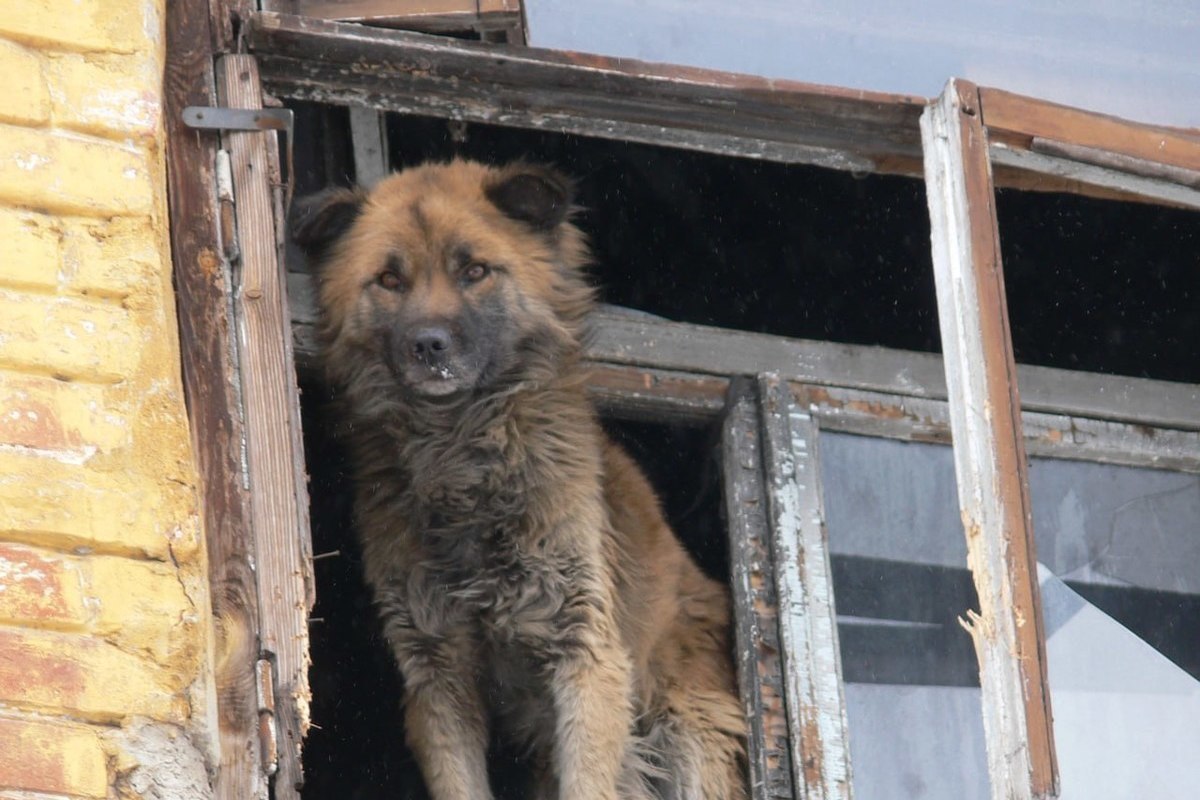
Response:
[293,160,745,800]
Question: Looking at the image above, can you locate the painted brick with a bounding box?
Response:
[0,627,185,723]
[0,124,153,216]
[60,215,160,299]
[0,715,108,798]
[46,52,162,139]
[0,0,153,54]
[0,542,87,630]
[0,543,197,666]
[0,290,140,383]
[0,451,191,561]
[0,208,59,290]
[0,40,50,126]
[0,373,128,453]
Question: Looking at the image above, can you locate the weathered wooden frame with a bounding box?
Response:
[168,7,1200,798]
[922,79,1056,798]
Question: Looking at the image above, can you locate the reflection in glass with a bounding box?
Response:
[821,432,987,798]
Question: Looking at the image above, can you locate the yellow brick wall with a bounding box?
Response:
[0,1,213,797]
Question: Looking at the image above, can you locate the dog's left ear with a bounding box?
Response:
[290,186,366,265]
[485,163,574,231]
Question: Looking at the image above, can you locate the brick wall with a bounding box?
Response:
[0,1,212,797]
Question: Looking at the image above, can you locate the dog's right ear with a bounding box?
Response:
[290,187,366,265]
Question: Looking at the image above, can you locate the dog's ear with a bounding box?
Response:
[290,187,366,265]
[485,163,574,231]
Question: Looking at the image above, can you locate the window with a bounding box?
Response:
[165,4,1200,799]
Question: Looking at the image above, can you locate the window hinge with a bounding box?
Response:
[255,656,279,777]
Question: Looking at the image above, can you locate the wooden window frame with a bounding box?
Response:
[165,7,1200,800]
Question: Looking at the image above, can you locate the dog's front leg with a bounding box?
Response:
[400,649,492,800]
[549,623,634,800]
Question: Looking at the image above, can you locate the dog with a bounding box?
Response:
[292,159,746,800]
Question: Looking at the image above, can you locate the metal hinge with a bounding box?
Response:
[255,656,279,777]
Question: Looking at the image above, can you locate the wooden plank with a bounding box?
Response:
[287,266,1200,432]
[721,379,795,800]
[990,142,1200,211]
[295,0,521,33]
[921,79,1057,798]
[979,87,1200,174]
[165,3,267,799]
[245,12,924,173]
[217,54,315,800]
[348,105,390,187]
[756,374,852,799]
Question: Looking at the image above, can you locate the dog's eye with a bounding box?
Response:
[377,271,405,291]
[462,263,490,284]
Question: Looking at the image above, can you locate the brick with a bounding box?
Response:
[0,543,196,666]
[0,290,140,383]
[0,628,184,723]
[0,715,107,797]
[45,52,161,139]
[60,215,161,299]
[0,0,153,54]
[0,451,188,560]
[0,40,49,126]
[0,207,59,290]
[0,373,129,453]
[0,124,153,216]
[0,542,87,629]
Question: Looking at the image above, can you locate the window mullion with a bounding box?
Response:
[721,378,797,799]
[755,374,852,799]
[920,78,1058,799]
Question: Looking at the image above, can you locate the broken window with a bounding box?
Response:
[165,5,1200,799]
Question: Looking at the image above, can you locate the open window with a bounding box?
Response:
[164,4,1200,799]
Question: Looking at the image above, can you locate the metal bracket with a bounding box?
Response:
[182,106,293,134]
[183,105,296,217]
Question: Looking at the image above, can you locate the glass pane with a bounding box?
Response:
[820,431,988,799]
[526,0,1200,128]
[1030,457,1200,797]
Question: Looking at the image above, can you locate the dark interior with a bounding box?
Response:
[289,102,1200,798]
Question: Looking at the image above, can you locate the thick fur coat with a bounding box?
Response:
[293,160,746,800]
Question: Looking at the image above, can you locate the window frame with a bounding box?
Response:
[164,7,1200,800]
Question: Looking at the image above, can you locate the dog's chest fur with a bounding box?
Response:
[353,390,603,655]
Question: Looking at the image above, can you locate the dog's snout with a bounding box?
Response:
[409,326,453,360]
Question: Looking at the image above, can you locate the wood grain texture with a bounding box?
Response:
[756,375,851,799]
[979,87,1200,174]
[164,3,267,798]
[244,12,924,173]
[921,79,1057,798]
[217,54,315,800]
[721,380,795,800]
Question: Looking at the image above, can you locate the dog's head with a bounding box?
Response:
[292,160,592,402]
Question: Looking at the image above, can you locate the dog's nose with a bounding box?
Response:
[410,326,452,359]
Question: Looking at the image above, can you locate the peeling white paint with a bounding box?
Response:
[0,442,98,465]
[14,153,50,171]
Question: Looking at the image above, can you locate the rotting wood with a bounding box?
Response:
[721,379,796,800]
[217,54,315,800]
[164,1,267,797]
[756,374,852,799]
[244,12,924,174]
[979,87,1200,174]
[921,79,1057,799]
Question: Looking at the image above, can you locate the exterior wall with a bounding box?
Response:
[0,1,213,797]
